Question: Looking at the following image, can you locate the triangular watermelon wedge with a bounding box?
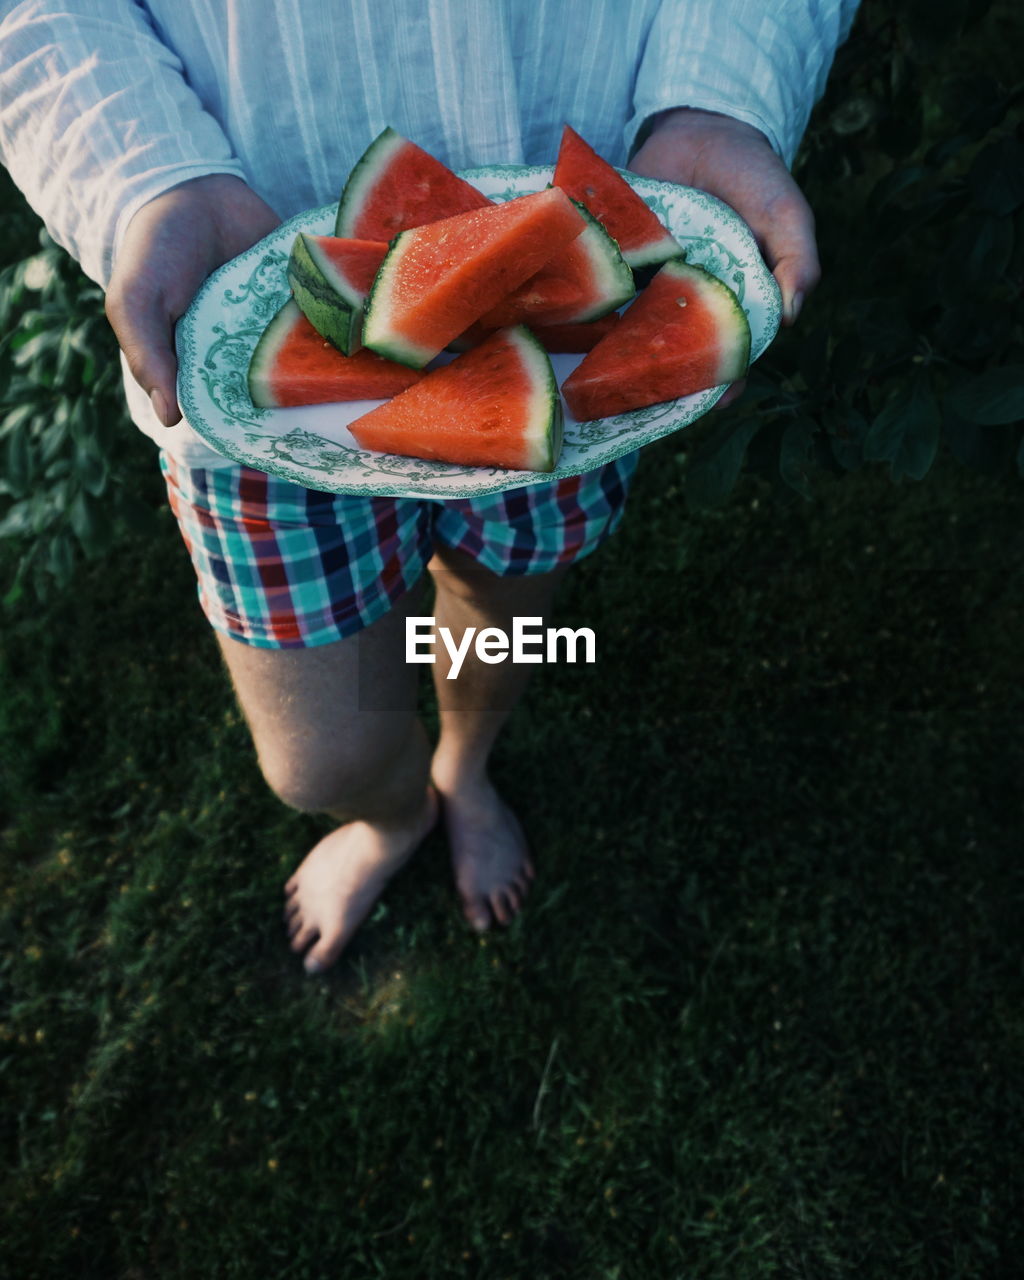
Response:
[561,259,750,421]
[553,124,681,269]
[348,326,563,472]
[247,300,423,408]
[287,234,387,354]
[471,199,634,331]
[452,311,620,354]
[335,126,492,240]
[362,187,587,368]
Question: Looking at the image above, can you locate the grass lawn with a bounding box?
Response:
[2,422,1022,1277]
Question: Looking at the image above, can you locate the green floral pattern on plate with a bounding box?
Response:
[176,165,780,498]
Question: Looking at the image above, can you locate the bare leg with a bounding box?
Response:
[216,585,436,973]
[426,544,568,931]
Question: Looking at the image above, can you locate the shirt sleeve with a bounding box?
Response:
[628,0,862,167]
[0,0,246,287]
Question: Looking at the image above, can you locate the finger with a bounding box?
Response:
[104,282,182,425]
[710,377,747,414]
[743,191,821,327]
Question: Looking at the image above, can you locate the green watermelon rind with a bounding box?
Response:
[667,259,752,383]
[334,127,407,239]
[246,298,301,408]
[618,225,684,270]
[554,125,683,270]
[360,227,440,369]
[511,325,564,472]
[286,233,363,355]
[562,259,751,418]
[561,200,635,321]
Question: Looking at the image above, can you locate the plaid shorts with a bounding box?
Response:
[160,451,639,648]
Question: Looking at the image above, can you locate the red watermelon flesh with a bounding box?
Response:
[560,259,751,421]
[470,200,634,331]
[454,311,620,354]
[362,187,587,368]
[247,300,423,409]
[348,326,563,471]
[553,124,681,269]
[531,313,620,352]
[286,234,388,354]
[297,235,387,297]
[335,126,492,240]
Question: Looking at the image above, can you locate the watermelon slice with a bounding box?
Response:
[348,327,563,472]
[335,126,492,240]
[247,300,423,408]
[560,259,750,421]
[453,311,620,354]
[553,124,681,269]
[470,200,634,331]
[287,234,387,354]
[362,187,587,369]
[531,313,620,352]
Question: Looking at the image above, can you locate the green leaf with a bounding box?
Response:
[74,443,108,497]
[864,373,940,481]
[826,406,869,472]
[854,300,915,359]
[876,84,923,160]
[39,413,70,464]
[69,396,98,445]
[0,403,38,440]
[46,528,75,587]
[4,426,34,498]
[830,94,879,136]
[683,419,762,510]
[69,488,112,556]
[945,213,1014,293]
[798,327,829,392]
[0,500,35,539]
[113,491,160,537]
[779,417,818,500]
[943,410,1019,474]
[868,166,927,209]
[969,136,1024,216]
[947,366,1024,424]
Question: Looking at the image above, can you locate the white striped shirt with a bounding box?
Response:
[0,0,859,463]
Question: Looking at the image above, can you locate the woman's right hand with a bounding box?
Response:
[104,173,280,426]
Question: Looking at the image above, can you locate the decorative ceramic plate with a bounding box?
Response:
[176,165,781,498]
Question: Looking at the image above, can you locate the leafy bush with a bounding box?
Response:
[665,0,1024,507]
[0,216,157,603]
[0,0,1021,596]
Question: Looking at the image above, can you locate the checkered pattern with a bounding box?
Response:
[160,451,639,648]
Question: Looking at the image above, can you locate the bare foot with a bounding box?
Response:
[432,770,536,932]
[283,786,438,974]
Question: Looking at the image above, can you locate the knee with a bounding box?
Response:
[257,729,409,816]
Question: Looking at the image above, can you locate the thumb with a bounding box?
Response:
[745,192,821,327]
[105,281,182,426]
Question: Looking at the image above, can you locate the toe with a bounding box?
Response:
[290,919,319,953]
[304,929,345,975]
[490,889,512,926]
[464,898,491,932]
[504,883,522,914]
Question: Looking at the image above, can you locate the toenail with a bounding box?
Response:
[304,957,325,975]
